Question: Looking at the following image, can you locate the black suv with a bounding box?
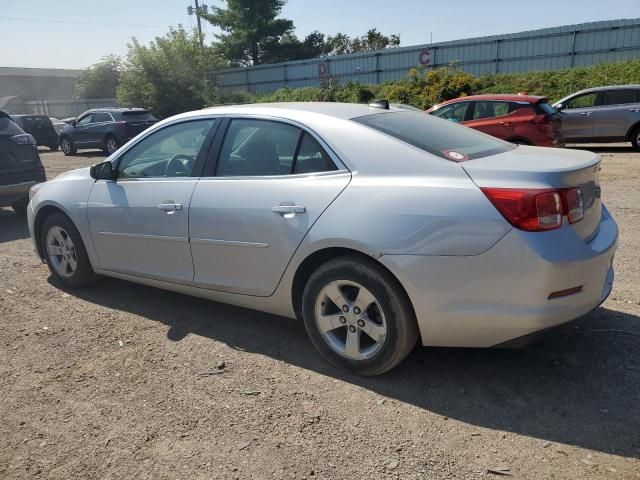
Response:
[12,115,60,150]
[59,108,158,156]
[0,111,46,214]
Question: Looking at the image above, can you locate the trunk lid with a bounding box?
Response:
[462,145,602,240]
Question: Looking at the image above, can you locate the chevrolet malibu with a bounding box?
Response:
[27,103,618,376]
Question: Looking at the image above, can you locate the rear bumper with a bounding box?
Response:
[379,206,618,347]
[0,181,37,206]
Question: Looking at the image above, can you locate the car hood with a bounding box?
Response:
[53,166,92,181]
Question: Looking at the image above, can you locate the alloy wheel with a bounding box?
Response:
[106,138,118,155]
[61,139,71,154]
[314,280,387,360]
[46,226,77,278]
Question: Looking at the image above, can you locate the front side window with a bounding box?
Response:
[77,114,94,126]
[600,89,638,106]
[431,102,470,123]
[93,112,113,123]
[472,101,511,120]
[354,111,513,161]
[566,93,597,109]
[117,119,216,178]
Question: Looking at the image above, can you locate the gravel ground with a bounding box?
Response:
[1,146,639,479]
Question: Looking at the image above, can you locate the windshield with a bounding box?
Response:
[353,111,513,161]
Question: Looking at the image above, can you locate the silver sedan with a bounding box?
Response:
[27,103,618,375]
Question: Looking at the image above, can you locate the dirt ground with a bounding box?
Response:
[1,145,639,479]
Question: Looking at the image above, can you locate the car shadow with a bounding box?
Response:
[566,144,637,154]
[53,275,640,458]
[0,208,29,243]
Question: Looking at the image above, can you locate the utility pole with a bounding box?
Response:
[195,0,203,48]
[188,1,208,48]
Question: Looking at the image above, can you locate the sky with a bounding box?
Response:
[1,0,639,70]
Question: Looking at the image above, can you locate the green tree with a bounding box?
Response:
[202,0,294,66]
[325,29,401,56]
[74,55,121,99]
[117,26,221,118]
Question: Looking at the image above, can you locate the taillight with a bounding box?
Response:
[564,187,584,224]
[481,188,562,231]
[11,134,36,145]
[481,187,584,232]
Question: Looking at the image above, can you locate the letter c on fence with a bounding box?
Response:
[419,49,431,66]
[318,63,328,76]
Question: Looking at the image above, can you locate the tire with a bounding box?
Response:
[60,137,76,156]
[631,126,640,151]
[11,198,29,215]
[49,143,59,151]
[41,212,100,288]
[105,135,119,155]
[301,255,419,376]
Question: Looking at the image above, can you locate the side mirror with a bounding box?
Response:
[71,120,77,127]
[90,161,117,181]
[555,103,564,110]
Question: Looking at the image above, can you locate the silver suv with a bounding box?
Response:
[553,85,640,150]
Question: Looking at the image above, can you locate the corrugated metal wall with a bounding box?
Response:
[215,18,640,94]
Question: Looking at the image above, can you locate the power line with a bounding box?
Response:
[0,16,168,29]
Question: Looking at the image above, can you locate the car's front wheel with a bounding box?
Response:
[302,255,419,376]
[41,212,100,288]
[59,137,76,156]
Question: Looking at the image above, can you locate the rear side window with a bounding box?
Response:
[354,111,513,161]
[536,102,558,116]
[600,89,638,106]
[293,133,336,174]
[0,117,25,135]
[472,101,510,120]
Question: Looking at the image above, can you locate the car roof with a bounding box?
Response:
[10,114,50,118]
[436,94,546,106]
[566,84,640,95]
[83,107,149,114]
[201,102,410,120]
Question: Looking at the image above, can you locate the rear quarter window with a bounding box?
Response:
[118,111,158,122]
[354,111,513,161]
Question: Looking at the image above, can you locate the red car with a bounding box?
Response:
[426,94,564,147]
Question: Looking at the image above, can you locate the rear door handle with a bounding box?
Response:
[629,108,640,113]
[499,121,511,126]
[272,204,306,215]
[580,112,592,116]
[158,202,183,214]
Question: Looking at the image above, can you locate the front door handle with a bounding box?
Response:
[580,112,592,116]
[629,108,640,113]
[158,202,183,214]
[499,121,511,126]
[272,204,306,216]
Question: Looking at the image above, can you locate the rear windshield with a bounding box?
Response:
[353,111,513,161]
[0,118,25,136]
[117,111,157,121]
[537,102,558,116]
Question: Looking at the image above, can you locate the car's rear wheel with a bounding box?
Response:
[301,255,419,376]
[11,198,29,215]
[105,135,119,155]
[41,212,100,288]
[631,126,640,151]
[60,137,76,156]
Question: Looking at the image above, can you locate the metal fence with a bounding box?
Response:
[25,98,118,119]
[215,18,640,94]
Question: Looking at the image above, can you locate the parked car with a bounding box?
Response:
[427,94,564,147]
[58,108,158,156]
[11,115,60,150]
[553,85,640,149]
[0,111,46,214]
[28,103,617,375]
